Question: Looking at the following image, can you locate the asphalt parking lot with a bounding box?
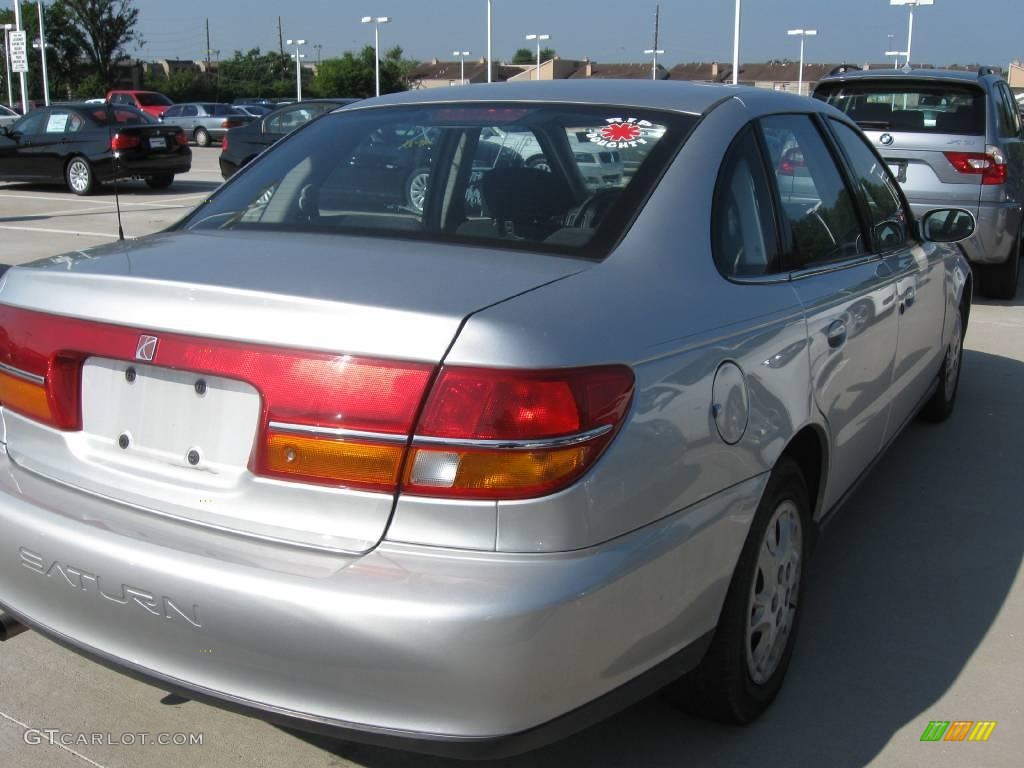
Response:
[0,149,1022,767]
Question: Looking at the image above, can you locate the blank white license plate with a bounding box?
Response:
[81,358,259,469]
[149,136,167,149]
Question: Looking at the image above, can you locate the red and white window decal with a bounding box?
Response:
[588,117,654,148]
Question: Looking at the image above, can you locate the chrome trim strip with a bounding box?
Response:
[788,254,884,281]
[412,424,614,451]
[267,421,409,444]
[0,362,45,386]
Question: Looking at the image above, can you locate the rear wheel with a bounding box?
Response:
[144,174,174,190]
[977,229,1021,300]
[667,457,810,724]
[922,298,966,422]
[194,127,211,147]
[65,156,96,196]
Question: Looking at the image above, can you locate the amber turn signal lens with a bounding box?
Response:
[405,445,595,500]
[262,432,405,492]
[0,370,52,425]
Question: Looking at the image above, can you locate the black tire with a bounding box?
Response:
[921,298,967,422]
[667,457,811,724]
[65,156,96,196]
[144,174,174,190]
[977,230,1021,300]
[194,128,211,147]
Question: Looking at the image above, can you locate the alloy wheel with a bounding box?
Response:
[68,160,90,193]
[408,172,429,213]
[746,500,803,685]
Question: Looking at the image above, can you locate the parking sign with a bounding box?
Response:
[10,31,28,73]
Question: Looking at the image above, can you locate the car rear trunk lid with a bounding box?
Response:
[0,231,586,552]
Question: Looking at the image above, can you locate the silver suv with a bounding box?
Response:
[815,67,1024,298]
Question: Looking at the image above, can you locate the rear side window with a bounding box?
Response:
[184,103,695,259]
[761,115,866,267]
[830,120,909,251]
[712,125,779,277]
[995,83,1021,138]
[136,92,173,107]
[817,82,986,135]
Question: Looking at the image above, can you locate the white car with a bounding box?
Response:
[0,105,20,129]
[482,126,625,189]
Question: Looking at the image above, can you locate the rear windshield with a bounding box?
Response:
[182,103,695,258]
[136,92,173,107]
[816,82,985,135]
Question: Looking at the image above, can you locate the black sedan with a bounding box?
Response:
[219,98,357,180]
[0,104,192,195]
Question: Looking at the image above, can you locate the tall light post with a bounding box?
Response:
[890,0,933,68]
[35,0,49,105]
[361,15,391,97]
[12,0,27,113]
[486,0,492,83]
[453,50,471,85]
[525,33,549,81]
[886,34,899,67]
[644,48,664,81]
[2,24,12,108]
[731,0,741,84]
[286,39,306,102]
[786,29,816,96]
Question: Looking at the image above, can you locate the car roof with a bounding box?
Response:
[817,67,999,87]
[336,81,840,125]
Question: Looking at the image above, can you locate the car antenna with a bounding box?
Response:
[105,100,125,241]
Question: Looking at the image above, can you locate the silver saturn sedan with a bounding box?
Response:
[0,81,975,757]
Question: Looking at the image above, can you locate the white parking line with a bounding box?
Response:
[0,709,108,768]
[0,225,116,238]
[0,192,207,208]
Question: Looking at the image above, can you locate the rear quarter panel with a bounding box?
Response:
[443,96,819,552]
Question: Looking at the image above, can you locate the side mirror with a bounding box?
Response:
[919,208,976,244]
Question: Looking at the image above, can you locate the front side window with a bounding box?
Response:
[163,105,182,118]
[712,125,780,277]
[13,111,46,135]
[181,105,198,118]
[830,120,909,251]
[761,114,865,267]
[184,103,694,258]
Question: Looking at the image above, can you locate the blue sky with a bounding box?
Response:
[133,0,1018,68]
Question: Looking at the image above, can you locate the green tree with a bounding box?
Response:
[512,47,555,65]
[0,1,86,101]
[311,45,415,99]
[60,0,142,86]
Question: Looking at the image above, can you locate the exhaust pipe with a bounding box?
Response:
[0,611,29,641]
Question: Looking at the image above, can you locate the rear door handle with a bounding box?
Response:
[827,320,847,349]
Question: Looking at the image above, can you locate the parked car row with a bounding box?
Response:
[0,79,981,760]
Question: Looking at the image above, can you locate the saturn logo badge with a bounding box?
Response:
[136,335,159,362]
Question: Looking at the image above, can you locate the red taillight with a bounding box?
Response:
[0,305,634,500]
[174,131,189,146]
[221,134,229,152]
[944,146,1007,185]
[404,366,634,499]
[220,119,243,129]
[110,133,140,151]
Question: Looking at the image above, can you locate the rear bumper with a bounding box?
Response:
[0,443,761,757]
[909,199,1022,265]
[94,154,192,182]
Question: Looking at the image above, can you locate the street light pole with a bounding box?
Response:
[36,1,49,105]
[890,0,933,68]
[486,0,492,83]
[732,0,741,85]
[786,29,816,96]
[286,39,306,102]
[525,33,549,81]
[644,49,664,80]
[2,24,12,108]
[12,0,27,113]
[453,50,471,85]
[361,16,391,97]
